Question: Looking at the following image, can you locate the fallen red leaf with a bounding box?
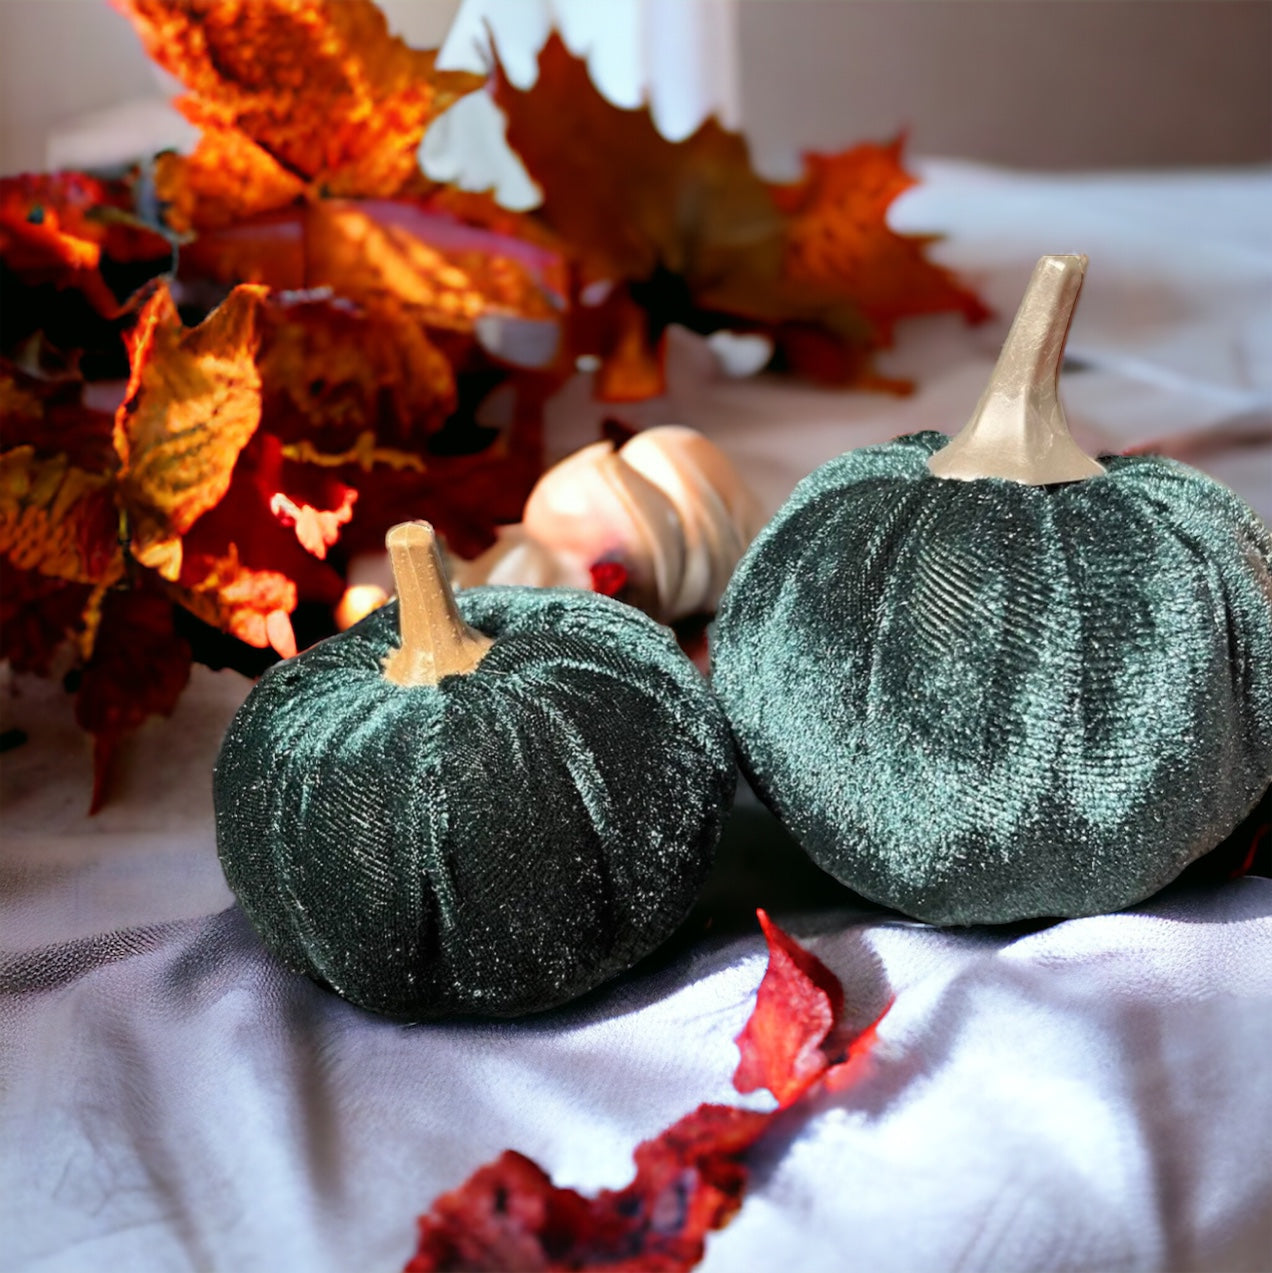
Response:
[407,1106,770,1273]
[733,908,845,1106]
[407,913,891,1272]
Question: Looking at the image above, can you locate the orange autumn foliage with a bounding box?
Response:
[115,282,267,579]
[0,172,171,317]
[495,33,987,399]
[112,0,481,223]
[2,2,985,807]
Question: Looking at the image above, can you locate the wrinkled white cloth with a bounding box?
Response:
[3,164,1271,1273]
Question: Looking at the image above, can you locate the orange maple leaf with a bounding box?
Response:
[0,172,171,317]
[114,280,267,580]
[494,33,987,400]
[0,447,123,586]
[111,0,566,391]
[257,289,457,448]
[155,123,307,236]
[114,0,483,225]
[173,199,568,371]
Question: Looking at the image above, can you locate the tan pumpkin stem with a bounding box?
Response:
[928,254,1105,485]
[382,521,493,687]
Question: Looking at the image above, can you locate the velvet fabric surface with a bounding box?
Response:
[712,431,1272,925]
[215,586,735,1019]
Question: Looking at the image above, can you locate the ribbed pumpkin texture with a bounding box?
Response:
[712,257,1272,924]
[215,535,735,1019]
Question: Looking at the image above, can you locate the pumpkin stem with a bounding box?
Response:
[383,521,493,687]
[928,254,1105,485]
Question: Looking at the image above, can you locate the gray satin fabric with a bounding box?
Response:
[3,797,1271,1273]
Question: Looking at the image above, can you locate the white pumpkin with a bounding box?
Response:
[338,426,761,627]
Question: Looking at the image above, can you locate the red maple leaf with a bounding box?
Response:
[0,558,93,677]
[406,912,890,1271]
[73,586,192,812]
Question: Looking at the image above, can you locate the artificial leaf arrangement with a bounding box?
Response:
[0,0,984,808]
[406,910,890,1272]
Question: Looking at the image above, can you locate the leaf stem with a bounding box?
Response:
[382,522,492,687]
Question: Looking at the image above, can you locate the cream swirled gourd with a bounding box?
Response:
[711,255,1272,925]
[215,522,735,1017]
[453,425,763,621]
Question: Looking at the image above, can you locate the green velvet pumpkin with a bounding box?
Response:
[711,257,1272,925]
[215,570,735,1019]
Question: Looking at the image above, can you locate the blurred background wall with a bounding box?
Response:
[0,0,1268,179]
[738,0,1272,175]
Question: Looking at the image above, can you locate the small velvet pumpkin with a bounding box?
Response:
[215,524,735,1018]
[712,256,1272,925]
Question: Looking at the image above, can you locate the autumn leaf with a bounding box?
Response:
[493,33,986,399]
[176,199,567,365]
[305,200,566,333]
[0,354,122,594]
[0,447,122,586]
[257,290,456,449]
[732,908,846,1106]
[155,122,306,236]
[333,369,550,561]
[268,486,356,560]
[114,280,266,579]
[407,913,891,1272]
[734,909,891,1105]
[74,586,192,813]
[0,559,93,676]
[0,356,117,469]
[168,544,300,656]
[166,429,348,655]
[776,139,986,337]
[408,1105,770,1273]
[115,0,483,223]
[0,171,171,318]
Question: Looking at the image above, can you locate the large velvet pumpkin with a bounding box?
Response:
[711,256,1272,925]
[215,525,735,1018]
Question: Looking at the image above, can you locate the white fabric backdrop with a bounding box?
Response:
[2,164,1271,1273]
